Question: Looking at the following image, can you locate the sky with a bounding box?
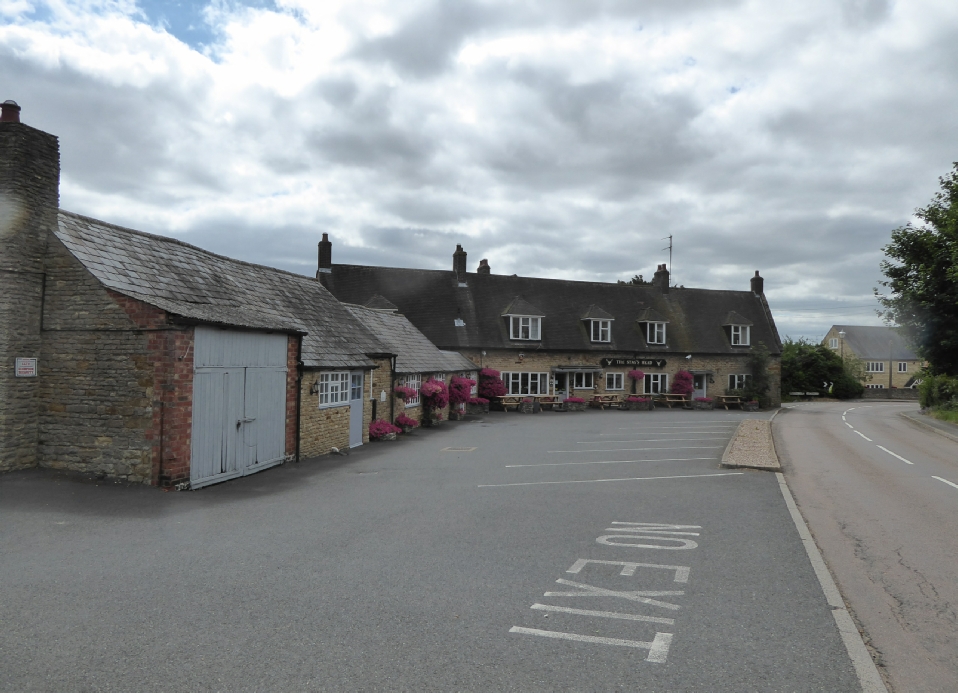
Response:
[2,0,957,342]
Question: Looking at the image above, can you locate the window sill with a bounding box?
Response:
[319,402,350,410]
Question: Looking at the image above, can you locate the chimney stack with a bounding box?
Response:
[477,259,490,274]
[317,233,332,276]
[0,100,21,123]
[750,270,764,295]
[453,244,467,282]
[652,263,670,293]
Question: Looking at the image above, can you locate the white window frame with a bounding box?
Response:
[403,373,422,407]
[590,320,611,343]
[730,325,750,346]
[605,372,624,391]
[647,322,666,345]
[829,338,839,349]
[644,373,668,394]
[502,372,550,396]
[319,371,351,408]
[509,316,541,340]
[459,371,479,396]
[898,362,908,373]
[728,374,752,390]
[866,362,884,373]
[573,371,594,390]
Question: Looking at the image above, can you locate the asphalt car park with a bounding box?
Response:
[1,409,860,691]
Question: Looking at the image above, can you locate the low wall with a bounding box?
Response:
[862,388,919,400]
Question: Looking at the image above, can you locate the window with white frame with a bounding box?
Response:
[590,320,611,342]
[898,362,908,372]
[509,316,541,340]
[829,338,839,348]
[350,373,363,400]
[459,371,479,396]
[606,372,624,391]
[730,325,750,346]
[318,371,350,407]
[865,383,885,389]
[728,374,752,390]
[644,373,668,394]
[503,372,550,395]
[646,322,666,345]
[403,373,422,406]
[573,371,594,389]
[866,362,884,373]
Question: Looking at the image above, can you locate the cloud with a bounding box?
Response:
[2,0,957,341]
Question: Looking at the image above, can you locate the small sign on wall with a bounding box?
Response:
[15,357,38,377]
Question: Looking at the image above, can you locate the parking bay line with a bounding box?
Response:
[876,445,913,465]
[509,627,673,662]
[549,446,725,453]
[932,476,958,490]
[507,457,719,468]
[479,472,744,487]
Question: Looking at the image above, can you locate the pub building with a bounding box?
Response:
[316,238,783,406]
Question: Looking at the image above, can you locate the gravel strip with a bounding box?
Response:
[721,419,781,471]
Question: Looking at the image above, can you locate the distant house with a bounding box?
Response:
[822,325,924,389]
[316,238,784,405]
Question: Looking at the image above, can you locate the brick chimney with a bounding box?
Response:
[750,270,764,295]
[477,258,490,274]
[0,100,59,472]
[316,233,332,276]
[453,244,467,282]
[652,263,670,293]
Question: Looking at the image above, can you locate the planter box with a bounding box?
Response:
[744,402,760,412]
[399,425,414,435]
[623,400,653,411]
[448,410,464,421]
[693,401,714,411]
[564,402,587,412]
[518,401,537,413]
[466,402,489,415]
[421,417,442,428]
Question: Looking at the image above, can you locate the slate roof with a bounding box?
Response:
[344,305,475,374]
[828,325,919,360]
[581,305,615,321]
[320,266,782,355]
[55,211,389,369]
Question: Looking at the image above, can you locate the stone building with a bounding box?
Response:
[823,325,924,389]
[316,239,783,406]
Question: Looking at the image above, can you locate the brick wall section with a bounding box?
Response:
[461,349,782,406]
[0,122,58,472]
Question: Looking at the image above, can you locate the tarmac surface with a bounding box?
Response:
[2,408,860,692]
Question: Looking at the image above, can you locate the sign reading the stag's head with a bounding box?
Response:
[600,358,667,369]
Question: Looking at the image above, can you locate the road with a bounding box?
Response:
[2,409,860,691]
[776,401,958,693]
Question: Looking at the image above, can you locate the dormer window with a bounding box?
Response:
[590,320,611,342]
[647,322,666,344]
[730,325,750,346]
[723,311,754,348]
[510,316,541,340]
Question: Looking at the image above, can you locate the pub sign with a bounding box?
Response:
[600,358,667,368]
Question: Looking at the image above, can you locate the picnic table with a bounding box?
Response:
[496,394,560,411]
[590,394,623,409]
[716,395,743,410]
[654,394,689,409]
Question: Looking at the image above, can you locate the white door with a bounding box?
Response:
[692,374,707,400]
[191,328,288,488]
[349,371,364,448]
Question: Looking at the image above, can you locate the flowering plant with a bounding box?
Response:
[449,376,476,406]
[369,419,401,439]
[521,398,534,403]
[563,397,586,404]
[468,397,489,405]
[420,378,450,410]
[480,368,501,378]
[395,413,419,429]
[627,369,645,382]
[478,369,506,399]
[394,385,418,401]
[671,370,695,396]
[693,397,713,403]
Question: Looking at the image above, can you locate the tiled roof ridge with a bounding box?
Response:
[59,209,318,286]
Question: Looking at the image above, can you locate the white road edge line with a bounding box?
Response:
[876,446,913,465]
[479,472,744,487]
[854,431,873,442]
[506,457,718,468]
[845,422,854,429]
[577,438,719,444]
[932,476,958,490]
[549,446,726,453]
[775,472,888,693]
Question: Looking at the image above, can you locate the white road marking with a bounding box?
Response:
[854,431,873,441]
[844,422,854,429]
[613,425,738,431]
[506,457,718,468]
[578,438,719,444]
[932,476,958,490]
[876,445,913,465]
[549,446,726,453]
[509,627,674,662]
[842,415,846,421]
[478,472,744,487]
[566,559,690,583]
[544,579,684,609]
[598,534,699,550]
[530,603,675,626]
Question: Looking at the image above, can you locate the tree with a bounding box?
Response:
[877,163,958,375]
[743,342,773,406]
[780,338,864,400]
[617,274,650,285]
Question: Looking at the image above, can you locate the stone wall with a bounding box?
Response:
[862,388,920,401]
[0,121,59,472]
[299,366,380,458]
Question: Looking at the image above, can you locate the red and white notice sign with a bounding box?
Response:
[15,358,37,377]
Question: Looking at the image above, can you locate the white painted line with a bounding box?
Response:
[566,558,690,582]
[876,446,913,465]
[509,627,673,662]
[613,425,738,430]
[844,422,854,429]
[549,446,726,453]
[530,603,675,626]
[932,476,958,490]
[854,431,873,442]
[506,457,718,468]
[478,472,744,488]
[545,578,684,609]
[842,415,846,421]
[578,438,719,444]
[775,473,888,693]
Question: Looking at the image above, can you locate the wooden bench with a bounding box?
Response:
[536,395,560,410]
[717,395,743,410]
[497,396,524,411]
[654,394,689,409]
[590,394,623,410]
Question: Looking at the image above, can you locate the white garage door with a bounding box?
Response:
[190,327,289,488]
